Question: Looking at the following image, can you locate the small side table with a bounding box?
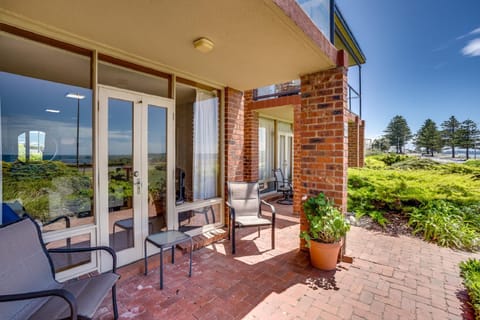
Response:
[144,230,193,289]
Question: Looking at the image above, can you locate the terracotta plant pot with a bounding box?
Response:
[309,240,342,271]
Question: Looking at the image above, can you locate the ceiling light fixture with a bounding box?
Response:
[193,37,214,53]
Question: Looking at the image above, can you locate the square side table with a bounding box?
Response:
[144,230,193,289]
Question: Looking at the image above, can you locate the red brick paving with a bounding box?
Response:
[95,205,479,319]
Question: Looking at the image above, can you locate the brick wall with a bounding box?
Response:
[224,87,245,227]
[359,119,365,167]
[244,90,259,182]
[296,66,349,249]
[348,115,359,167]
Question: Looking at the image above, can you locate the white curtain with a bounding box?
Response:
[193,90,218,200]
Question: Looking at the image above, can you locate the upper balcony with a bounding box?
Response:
[254,1,366,118]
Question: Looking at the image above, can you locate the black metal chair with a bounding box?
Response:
[0,217,119,320]
[272,168,293,205]
[226,181,276,254]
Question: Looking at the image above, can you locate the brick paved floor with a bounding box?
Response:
[94,204,479,319]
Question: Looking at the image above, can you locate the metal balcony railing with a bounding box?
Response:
[253,80,362,119]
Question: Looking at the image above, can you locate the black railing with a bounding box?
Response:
[347,85,361,117]
[253,80,301,101]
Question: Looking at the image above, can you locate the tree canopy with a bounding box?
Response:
[441,116,461,158]
[415,119,442,156]
[384,115,412,153]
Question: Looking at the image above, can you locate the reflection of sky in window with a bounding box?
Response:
[107,101,167,155]
[108,98,133,156]
[297,0,331,38]
[0,72,92,162]
[148,105,167,154]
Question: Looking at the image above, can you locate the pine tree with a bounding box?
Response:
[415,119,442,156]
[384,115,412,153]
[458,119,479,159]
[441,116,461,158]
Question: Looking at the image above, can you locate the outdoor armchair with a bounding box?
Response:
[226,181,276,254]
[272,168,293,205]
[0,217,119,320]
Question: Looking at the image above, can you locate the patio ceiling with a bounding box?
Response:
[0,0,338,91]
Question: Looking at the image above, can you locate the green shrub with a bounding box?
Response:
[368,154,410,166]
[460,259,480,319]
[349,155,480,250]
[408,200,479,251]
[365,157,387,169]
[391,158,438,170]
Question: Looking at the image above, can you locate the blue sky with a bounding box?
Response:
[336,0,480,139]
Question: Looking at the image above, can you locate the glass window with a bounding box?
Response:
[297,0,332,40]
[0,34,93,231]
[175,83,220,204]
[98,62,169,98]
[259,118,275,181]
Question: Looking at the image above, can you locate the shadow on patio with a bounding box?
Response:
[94,204,479,320]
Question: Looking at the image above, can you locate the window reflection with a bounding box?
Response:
[1,72,94,229]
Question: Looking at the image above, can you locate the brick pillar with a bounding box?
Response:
[348,119,359,167]
[244,90,259,182]
[359,119,365,167]
[224,87,244,226]
[296,66,349,250]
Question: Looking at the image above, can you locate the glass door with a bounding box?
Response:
[278,132,293,180]
[98,86,174,268]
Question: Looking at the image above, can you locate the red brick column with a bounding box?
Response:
[224,87,245,182]
[359,119,365,167]
[348,115,360,168]
[224,87,244,226]
[296,66,349,250]
[244,90,259,182]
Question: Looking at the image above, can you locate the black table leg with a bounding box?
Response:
[144,239,148,275]
[160,247,164,289]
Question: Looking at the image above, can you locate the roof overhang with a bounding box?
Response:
[0,0,339,90]
[334,5,366,66]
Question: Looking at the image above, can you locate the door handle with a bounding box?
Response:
[134,178,142,194]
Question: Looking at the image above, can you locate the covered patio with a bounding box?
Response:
[94,204,478,320]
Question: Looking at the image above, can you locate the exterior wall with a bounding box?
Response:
[296,64,349,250]
[224,87,244,226]
[244,90,259,182]
[359,119,365,167]
[348,115,359,168]
[347,115,365,168]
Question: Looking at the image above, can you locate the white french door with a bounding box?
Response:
[98,86,174,269]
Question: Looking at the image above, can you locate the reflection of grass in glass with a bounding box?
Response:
[2,160,92,222]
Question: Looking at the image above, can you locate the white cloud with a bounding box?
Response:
[471,27,480,35]
[462,38,480,57]
[457,27,480,40]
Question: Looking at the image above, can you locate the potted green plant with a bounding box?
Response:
[300,193,350,270]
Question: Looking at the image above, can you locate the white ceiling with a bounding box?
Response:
[1,0,337,90]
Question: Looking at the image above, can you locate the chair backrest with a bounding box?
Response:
[272,168,287,189]
[227,182,260,217]
[0,218,59,319]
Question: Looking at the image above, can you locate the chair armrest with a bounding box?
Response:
[261,200,276,216]
[48,246,117,273]
[43,215,71,228]
[0,289,78,320]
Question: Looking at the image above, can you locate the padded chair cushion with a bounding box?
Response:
[33,272,120,319]
[235,216,272,227]
[0,219,60,319]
